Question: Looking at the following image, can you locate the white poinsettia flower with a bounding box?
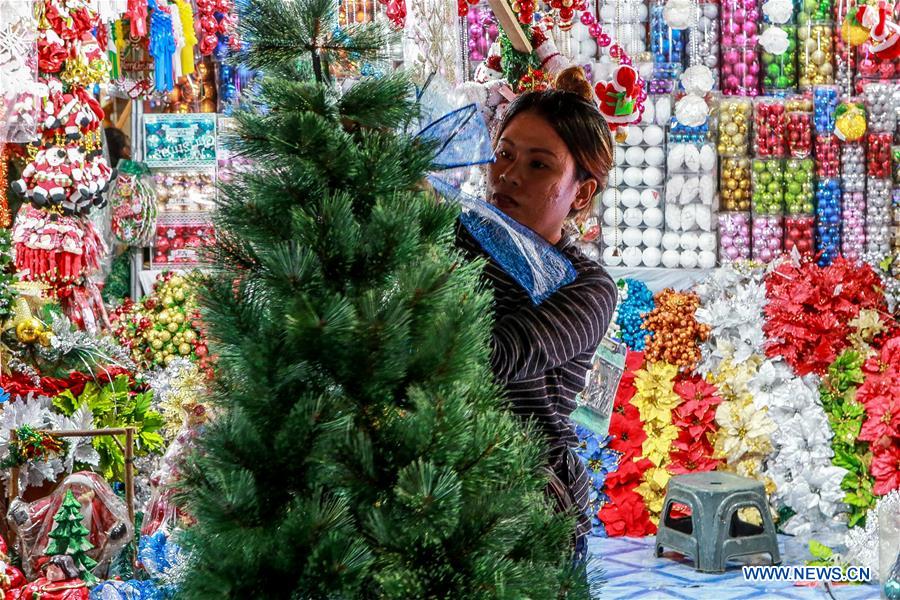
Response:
[762,0,793,24]
[760,26,790,55]
[663,0,694,29]
[0,395,65,488]
[49,405,101,472]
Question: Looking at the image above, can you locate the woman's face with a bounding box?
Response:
[489,111,596,244]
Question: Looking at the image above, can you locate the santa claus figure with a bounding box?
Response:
[5,556,88,600]
[857,2,900,60]
[594,64,644,131]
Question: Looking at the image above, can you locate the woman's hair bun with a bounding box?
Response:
[555,66,594,103]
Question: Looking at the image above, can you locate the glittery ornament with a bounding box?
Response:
[798,22,835,87]
[841,190,867,260]
[865,177,892,255]
[720,157,752,210]
[783,158,815,214]
[754,99,787,157]
[752,214,784,263]
[717,98,752,157]
[751,158,785,214]
[718,212,752,261]
[815,178,842,265]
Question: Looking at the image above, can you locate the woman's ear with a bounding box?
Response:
[572,178,598,213]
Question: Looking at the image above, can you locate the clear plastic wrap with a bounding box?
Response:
[109,160,158,246]
[7,471,134,580]
[0,0,39,143]
[761,24,799,92]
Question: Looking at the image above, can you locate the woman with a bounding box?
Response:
[456,67,618,561]
[103,127,131,169]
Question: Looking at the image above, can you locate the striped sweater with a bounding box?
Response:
[456,222,618,542]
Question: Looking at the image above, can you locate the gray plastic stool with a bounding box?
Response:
[655,471,781,573]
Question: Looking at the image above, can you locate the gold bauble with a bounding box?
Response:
[38,331,52,347]
[15,318,41,344]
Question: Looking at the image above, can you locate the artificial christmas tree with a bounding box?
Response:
[176,0,589,597]
[44,490,98,584]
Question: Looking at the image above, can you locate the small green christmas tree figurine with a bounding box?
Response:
[45,490,98,584]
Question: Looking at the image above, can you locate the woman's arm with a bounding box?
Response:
[491,266,617,383]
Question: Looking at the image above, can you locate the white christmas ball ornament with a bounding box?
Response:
[623,227,643,247]
[625,146,645,166]
[662,231,681,250]
[699,145,716,171]
[614,147,626,166]
[643,206,663,228]
[668,144,685,171]
[642,246,662,267]
[622,247,643,267]
[666,205,682,231]
[645,146,665,166]
[662,249,681,268]
[643,166,664,187]
[699,175,716,204]
[642,227,662,248]
[640,188,660,207]
[666,175,685,202]
[696,205,713,231]
[680,177,700,203]
[621,188,641,208]
[602,227,623,247]
[698,232,717,252]
[680,250,699,268]
[642,99,656,125]
[603,207,623,226]
[602,246,623,266]
[611,167,624,186]
[643,125,664,146]
[602,188,618,208]
[623,207,643,227]
[681,204,697,230]
[698,250,717,268]
[655,98,672,126]
[680,231,699,251]
[624,125,643,146]
[684,145,701,171]
[624,167,644,188]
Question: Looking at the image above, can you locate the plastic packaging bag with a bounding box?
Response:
[7,471,134,579]
[109,160,158,246]
[571,337,627,437]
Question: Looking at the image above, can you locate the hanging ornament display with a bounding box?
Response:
[595,64,646,132]
[854,2,900,60]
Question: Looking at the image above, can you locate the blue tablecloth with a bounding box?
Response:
[586,535,881,599]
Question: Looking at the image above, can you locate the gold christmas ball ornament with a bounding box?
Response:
[15,318,43,344]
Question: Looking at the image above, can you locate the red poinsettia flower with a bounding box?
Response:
[609,408,647,461]
[605,456,652,488]
[763,258,887,376]
[672,376,721,438]
[669,436,720,474]
[859,394,900,444]
[871,443,900,496]
[598,487,657,537]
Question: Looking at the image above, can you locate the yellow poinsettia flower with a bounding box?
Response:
[632,394,680,427]
[635,362,679,396]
